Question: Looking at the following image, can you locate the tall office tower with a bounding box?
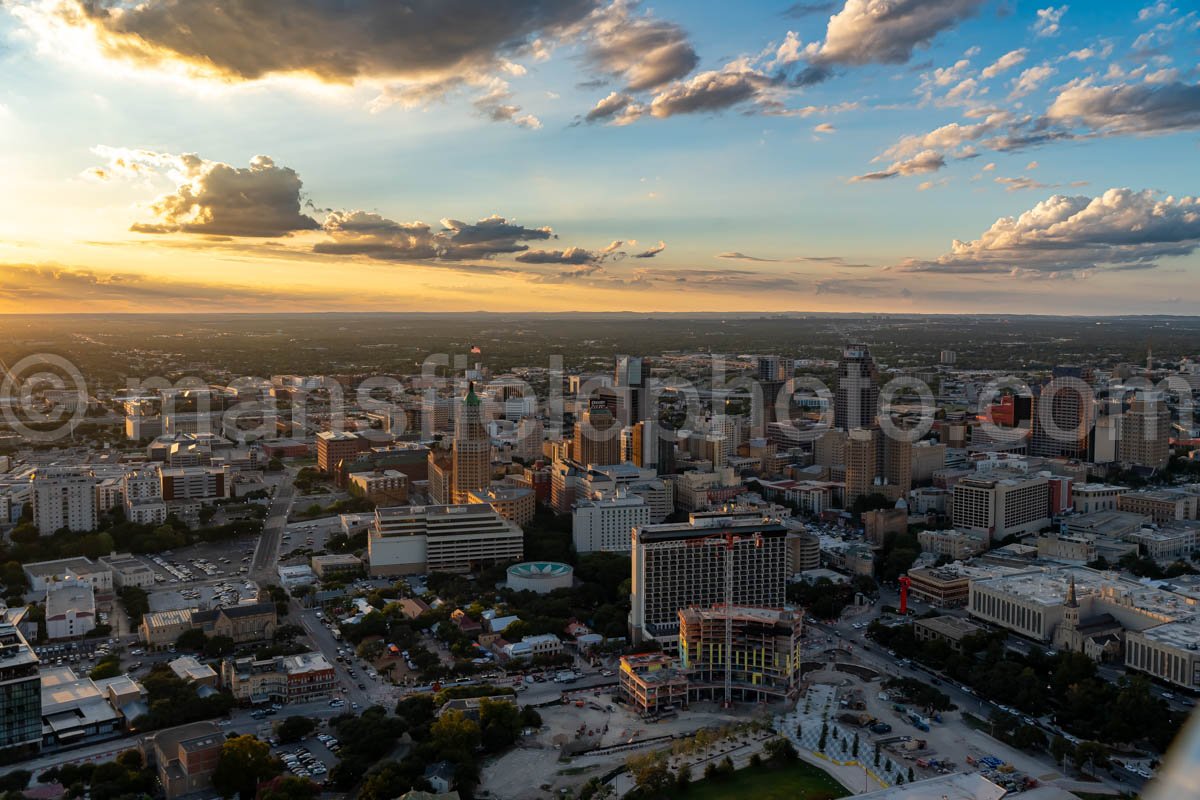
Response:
[756,356,790,427]
[1120,392,1171,470]
[0,623,40,754]
[844,428,878,505]
[630,419,669,469]
[614,355,648,426]
[882,433,913,502]
[30,467,97,534]
[630,517,789,647]
[451,383,491,504]
[575,400,621,466]
[835,344,880,431]
[1030,377,1092,460]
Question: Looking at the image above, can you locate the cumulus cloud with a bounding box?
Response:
[92,148,320,237]
[23,0,597,84]
[648,66,774,118]
[980,48,1027,80]
[880,112,1013,160]
[814,122,836,134]
[580,0,698,92]
[314,211,552,263]
[851,149,946,181]
[515,247,601,265]
[808,0,986,67]
[515,239,631,264]
[472,83,541,128]
[898,188,1200,274]
[580,91,645,124]
[1034,6,1068,37]
[633,241,666,258]
[1008,64,1056,100]
[1045,79,1200,134]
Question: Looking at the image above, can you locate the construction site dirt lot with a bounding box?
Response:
[480,688,777,800]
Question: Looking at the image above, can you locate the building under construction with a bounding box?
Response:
[618,652,689,715]
[678,605,803,703]
[619,606,803,714]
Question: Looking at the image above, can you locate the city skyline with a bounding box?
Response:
[2,0,1200,314]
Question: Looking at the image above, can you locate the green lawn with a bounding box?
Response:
[671,759,850,800]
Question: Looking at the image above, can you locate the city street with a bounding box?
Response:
[251,468,297,583]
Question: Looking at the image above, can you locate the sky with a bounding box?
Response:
[0,0,1199,314]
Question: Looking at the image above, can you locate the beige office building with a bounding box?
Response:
[368,503,523,576]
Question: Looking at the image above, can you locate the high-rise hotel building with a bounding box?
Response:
[630,516,788,649]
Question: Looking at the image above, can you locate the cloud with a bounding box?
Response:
[851,149,946,182]
[515,247,601,264]
[980,48,1027,80]
[581,0,698,92]
[1008,64,1056,100]
[898,188,1200,274]
[880,111,1013,160]
[716,252,874,268]
[784,1,839,17]
[580,91,645,124]
[1033,6,1068,37]
[23,0,597,85]
[1138,2,1175,22]
[648,67,773,118]
[1045,79,1200,134]
[994,175,1052,191]
[633,241,666,258]
[814,122,836,134]
[314,211,552,263]
[808,0,986,67]
[93,148,320,237]
[472,83,542,128]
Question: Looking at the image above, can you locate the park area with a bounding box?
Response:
[672,760,849,800]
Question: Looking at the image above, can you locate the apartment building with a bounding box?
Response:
[368,503,523,576]
[30,467,97,534]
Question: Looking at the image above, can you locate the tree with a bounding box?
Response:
[276,716,316,744]
[212,735,279,800]
[204,635,236,658]
[675,764,691,792]
[89,655,121,681]
[1050,736,1074,767]
[479,698,522,752]
[176,628,208,652]
[430,709,481,762]
[118,586,149,624]
[1073,741,1109,776]
[764,737,798,764]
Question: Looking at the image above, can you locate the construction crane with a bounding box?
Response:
[693,530,763,707]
